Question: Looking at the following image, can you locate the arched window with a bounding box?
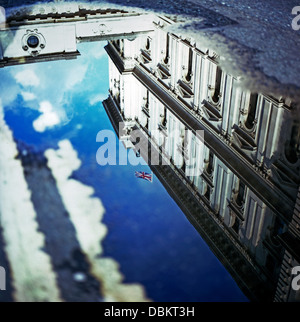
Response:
[245,93,258,129]
[204,185,211,201]
[235,180,245,207]
[161,107,167,127]
[164,34,170,65]
[145,91,149,109]
[206,151,214,175]
[146,38,151,51]
[211,66,222,104]
[185,48,193,83]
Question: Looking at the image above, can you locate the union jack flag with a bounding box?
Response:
[135,171,153,183]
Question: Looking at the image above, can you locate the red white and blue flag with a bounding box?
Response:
[135,171,153,183]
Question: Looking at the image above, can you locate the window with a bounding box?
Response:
[211,66,222,104]
[27,35,39,48]
[146,38,151,51]
[245,93,258,129]
[158,107,167,135]
[161,107,167,127]
[206,151,214,175]
[144,91,149,110]
[204,185,211,201]
[164,34,170,65]
[235,181,245,207]
[185,47,193,83]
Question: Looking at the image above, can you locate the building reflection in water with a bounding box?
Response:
[0,5,299,302]
[102,17,300,303]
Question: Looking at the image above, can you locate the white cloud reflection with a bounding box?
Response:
[15,69,40,87]
[0,41,108,132]
[33,101,60,133]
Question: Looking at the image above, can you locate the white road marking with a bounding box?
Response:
[0,101,62,302]
[45,140,151,302]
